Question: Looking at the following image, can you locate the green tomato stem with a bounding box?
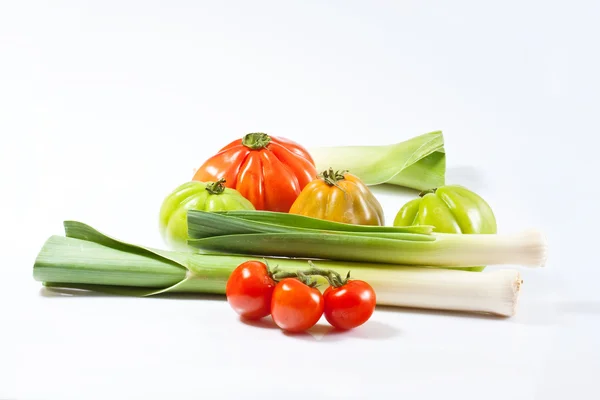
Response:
[271,261,349,288]
[418,188,437,197]
[242,132,271,150]
[205,178,227,195]
[318,167,348,187]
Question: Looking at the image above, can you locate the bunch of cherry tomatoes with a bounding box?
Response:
[225,260,377,333]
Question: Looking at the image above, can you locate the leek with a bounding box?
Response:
[190,210,434,240]
[308,131,446,191]
[215,210,434,234]
[187,211,547,268]
[34,221,523,316]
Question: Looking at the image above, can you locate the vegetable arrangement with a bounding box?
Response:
[32,129,548,335]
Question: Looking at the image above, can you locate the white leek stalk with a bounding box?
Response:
[367,268,522,317]
[187,211,548,268]
[35,221,524,316]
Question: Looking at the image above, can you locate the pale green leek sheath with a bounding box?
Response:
[308,131,446,191]
[34,221,524,316]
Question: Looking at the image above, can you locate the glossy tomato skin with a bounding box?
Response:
[323,280,376,330]
[393,185,497,272]
[226,261,276,320]
[159,181,255,251]
[192,133,317,212]
[271,278,324,332]
[289,171,385,226]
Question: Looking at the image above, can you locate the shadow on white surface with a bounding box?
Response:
[241,317,400,341]
[376,304,507,321]
[39,287,117,298]
[153,293,225,301]
[293,320,400,341]
[240,316,279,329]
[39,287,226,302]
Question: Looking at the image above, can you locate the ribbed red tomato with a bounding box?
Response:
[192,132,317,212]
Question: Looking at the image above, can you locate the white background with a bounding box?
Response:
[1,1,599,399]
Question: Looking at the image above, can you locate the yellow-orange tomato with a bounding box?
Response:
[289,168,385,226]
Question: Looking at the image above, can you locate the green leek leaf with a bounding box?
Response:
[212,210,434,234]
[188,210,433,240]
[309,130,446,191]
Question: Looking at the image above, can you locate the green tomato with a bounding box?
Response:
[159,179,255,250]
[393,185,497,272]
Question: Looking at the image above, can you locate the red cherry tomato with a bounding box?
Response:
[323,280,376,330]
[271,278,324,332]
[225,261,276,320]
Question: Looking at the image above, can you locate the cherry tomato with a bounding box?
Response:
[271,278,324,332]
[225,261,276,320]
[323,280,376,330]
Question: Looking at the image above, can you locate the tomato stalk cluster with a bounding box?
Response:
[225,260,376,333]
[269,261,349,288]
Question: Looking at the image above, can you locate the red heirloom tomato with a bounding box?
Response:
[225,261,276,320]
[323,280,376,330]
[192,132,317,212]
[270,278,324,332]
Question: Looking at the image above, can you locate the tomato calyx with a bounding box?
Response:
[317,168,350,195]
[259,258,280,282]
[318,167,349,187]
[205,178,227,195]
[418,188,438,197]
[242,132,272,150]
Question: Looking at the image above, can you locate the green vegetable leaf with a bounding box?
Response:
[35,221,197,297]
[187,210,434,240]
[309,131,446,191]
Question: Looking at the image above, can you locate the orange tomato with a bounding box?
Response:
[289,168,385,225]
[192,132,317,212]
